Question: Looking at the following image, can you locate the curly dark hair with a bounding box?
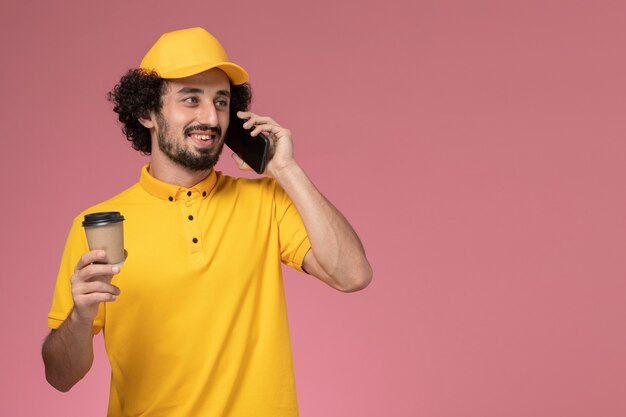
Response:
[107,69,252,154]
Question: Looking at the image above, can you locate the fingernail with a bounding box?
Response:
[112,266,120,274]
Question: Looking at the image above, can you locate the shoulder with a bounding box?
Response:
[72,182,143,223]
[214,172,279,198]
[214,173,297,221]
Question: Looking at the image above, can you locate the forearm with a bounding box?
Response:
[274,162,372,290]
[42,309,95,392]
[236,110,372,290]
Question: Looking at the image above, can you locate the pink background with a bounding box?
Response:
[2,0,625,415]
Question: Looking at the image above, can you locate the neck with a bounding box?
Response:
[149,152,212,188]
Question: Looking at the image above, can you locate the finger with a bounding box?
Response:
[237,112,280,128]
[231,153,253,171]
[237,112,256,129]
[74,281,121,297]
[250,123,287,138]
[75,250,107,272]
[73,263,122,284]
[84,263,121,280]
[246,117,280,129]
[76,292,118,304]
[237,111,257,121]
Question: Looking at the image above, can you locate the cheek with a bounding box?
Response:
[163,110,193,130]
[220,112,230,129]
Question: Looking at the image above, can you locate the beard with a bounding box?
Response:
[155,113,224,171]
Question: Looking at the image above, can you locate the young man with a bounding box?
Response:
[42,27,371,416]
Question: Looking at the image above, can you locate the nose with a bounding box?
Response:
[198,102,218,127]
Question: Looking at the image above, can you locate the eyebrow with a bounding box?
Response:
[176,87,231,97]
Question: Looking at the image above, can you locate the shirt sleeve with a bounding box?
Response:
[273,182,311,273]
[47,215,106,334]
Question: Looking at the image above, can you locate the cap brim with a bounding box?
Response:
[156,61,249,84]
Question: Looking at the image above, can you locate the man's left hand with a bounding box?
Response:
[233,111,297,178]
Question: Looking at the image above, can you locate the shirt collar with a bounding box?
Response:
[139,164,218,201]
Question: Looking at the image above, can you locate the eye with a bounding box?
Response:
[215,98,229,108]
[183,96,199,105]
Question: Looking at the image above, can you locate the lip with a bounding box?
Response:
[187,131,218,147]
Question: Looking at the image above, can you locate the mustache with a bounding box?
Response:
[184,125,221,137]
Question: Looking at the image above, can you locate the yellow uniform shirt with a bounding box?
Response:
[48,165,311,416]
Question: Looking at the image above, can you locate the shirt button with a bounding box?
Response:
[192,238,198,243]
[187,191,192,197]
[168,196,173,202]
[202,191,207,197]
[188,215,194,221]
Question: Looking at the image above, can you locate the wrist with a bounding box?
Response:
[68,308,95,331]
[270,159,302,185]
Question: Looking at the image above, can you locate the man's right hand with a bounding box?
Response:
[43,249,126,391]
[70,250,123,324]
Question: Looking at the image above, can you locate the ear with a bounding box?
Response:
[138,112,156,129]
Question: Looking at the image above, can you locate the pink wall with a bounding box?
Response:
[2,0,626,415]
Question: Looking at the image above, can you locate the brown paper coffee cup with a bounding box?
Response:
[82,212,125,265]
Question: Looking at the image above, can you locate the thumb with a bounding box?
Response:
[231,153,252,171]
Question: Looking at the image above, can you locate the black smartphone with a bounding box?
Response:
[224,117,270,174]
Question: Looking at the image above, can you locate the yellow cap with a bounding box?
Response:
[140,27,249,84]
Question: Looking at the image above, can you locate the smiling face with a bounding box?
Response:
[149,68,231,172]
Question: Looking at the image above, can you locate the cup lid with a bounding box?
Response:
[82,211,125,227]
